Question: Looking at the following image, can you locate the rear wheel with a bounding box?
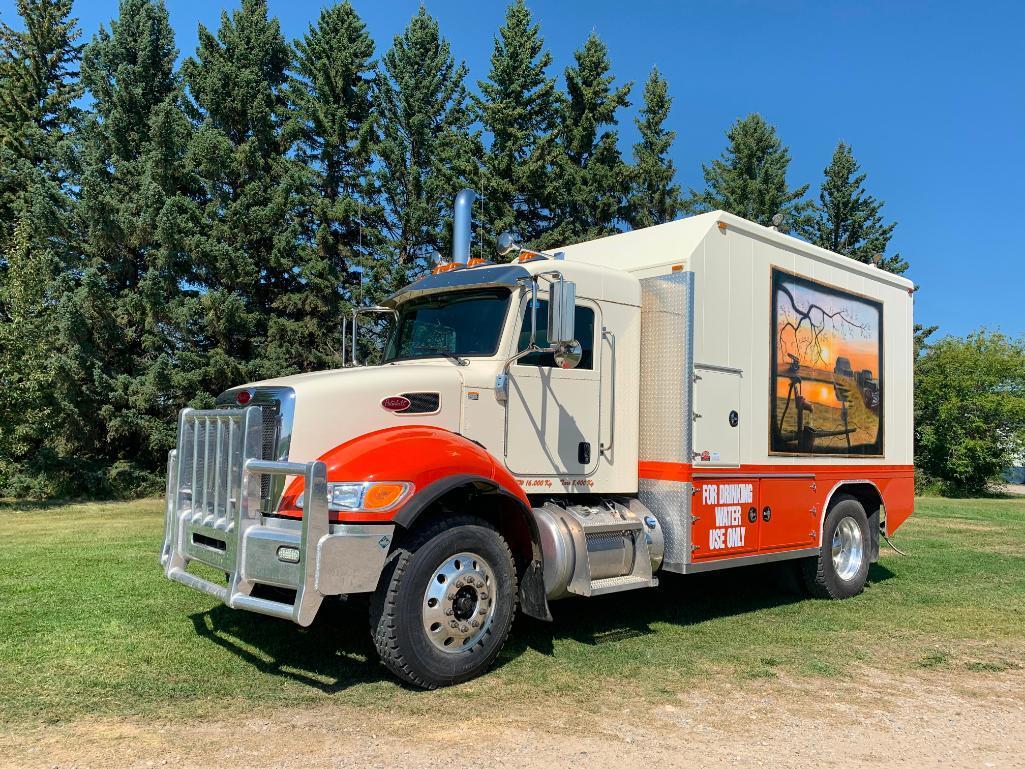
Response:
[802,495,870,599]
[370,516,517,688]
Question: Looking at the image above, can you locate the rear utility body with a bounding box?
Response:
[161,196,914,687]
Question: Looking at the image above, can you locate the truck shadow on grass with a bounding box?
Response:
[190,561,895,692]
[514,562,895,657]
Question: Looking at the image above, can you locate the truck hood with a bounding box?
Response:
[238,364,466,465]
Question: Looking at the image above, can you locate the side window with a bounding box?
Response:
[516,299,595,369]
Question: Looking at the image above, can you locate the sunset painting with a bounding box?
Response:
[770,269,884,456]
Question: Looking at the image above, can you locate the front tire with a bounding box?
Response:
[370,515,517,689]
[802,495,870,599]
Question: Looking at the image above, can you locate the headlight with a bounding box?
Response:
[297,481,413,513]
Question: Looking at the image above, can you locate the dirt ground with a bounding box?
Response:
[4,666,1024,769]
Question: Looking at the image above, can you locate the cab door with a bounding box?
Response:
[504,297,601,478]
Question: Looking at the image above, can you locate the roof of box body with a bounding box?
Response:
[554,210,915,291]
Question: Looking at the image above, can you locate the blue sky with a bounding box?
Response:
[3,0,1023,338]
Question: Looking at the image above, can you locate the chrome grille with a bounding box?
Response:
[259,401,281,499]
[215,387,295,513]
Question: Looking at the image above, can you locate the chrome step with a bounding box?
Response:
[589,574,658,596]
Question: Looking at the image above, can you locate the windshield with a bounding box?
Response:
[383,288,511,362]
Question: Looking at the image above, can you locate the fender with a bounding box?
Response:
[277,426,551,621]
[278,425,530,523]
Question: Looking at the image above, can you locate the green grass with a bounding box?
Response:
[2,495,1024,726]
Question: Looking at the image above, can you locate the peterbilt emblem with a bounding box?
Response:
[381,396,411,412]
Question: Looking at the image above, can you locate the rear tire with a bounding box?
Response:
[802,495,870,599]
[369,515,517,689]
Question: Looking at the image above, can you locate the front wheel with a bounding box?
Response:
[802,495,870,599]
[370,516,517,688]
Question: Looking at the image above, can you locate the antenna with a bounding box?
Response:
[479,167,486,261]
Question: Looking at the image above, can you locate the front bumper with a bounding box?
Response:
[160,406,393,626]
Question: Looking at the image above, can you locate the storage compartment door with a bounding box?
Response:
[758,477,819,552]
[693,367,742,467]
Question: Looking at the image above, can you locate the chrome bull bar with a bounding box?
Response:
[161,406,391,627]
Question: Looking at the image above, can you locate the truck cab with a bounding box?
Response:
[379,257,640,491]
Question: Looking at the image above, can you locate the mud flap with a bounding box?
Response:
[868,510,881,563]
[519,559,552,621]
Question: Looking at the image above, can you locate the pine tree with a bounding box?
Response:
[799,141,908,274]
[0,0,82,257]
[690,113,808,228]
[542,32,631,248]
[180,0,303,390]
[0,0,81,171]
[0,0,91,496]
[286,1,379,368]
[474,0,559,249]
[626,66,682,229]
[376,7,477,287]
[76,0,192,494]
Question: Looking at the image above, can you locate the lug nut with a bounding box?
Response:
[460,624,469,633]
[444,608,453,616]
[471,620,479,628]
[450,620,458,628]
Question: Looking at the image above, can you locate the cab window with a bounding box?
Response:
[516,299,595,369]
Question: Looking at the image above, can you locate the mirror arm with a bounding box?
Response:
[350,306,398,367]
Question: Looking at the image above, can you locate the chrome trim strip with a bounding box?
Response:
[681,547,818,573]
[820,479,883,540]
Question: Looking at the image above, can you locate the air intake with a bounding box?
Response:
[398,392,441,414]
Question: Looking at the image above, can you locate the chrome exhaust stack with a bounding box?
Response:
[451,188,477,265]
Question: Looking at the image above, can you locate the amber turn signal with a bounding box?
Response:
[363,483,410,511]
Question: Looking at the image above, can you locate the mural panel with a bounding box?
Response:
[770,269,883,456]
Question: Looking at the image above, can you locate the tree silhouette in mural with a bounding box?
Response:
[776,280,868,369]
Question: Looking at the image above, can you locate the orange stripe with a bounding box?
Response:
[639,461,914,481]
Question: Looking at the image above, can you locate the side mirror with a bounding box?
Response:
[548,278,576,346]
[497,231,520,256]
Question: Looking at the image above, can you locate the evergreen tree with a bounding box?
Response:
[0,204,68,495]
[179,0,303,390]
[542,32,631,248]
[799,141,908,274]
[690,113,808,228]
[0,0,90,496]
[626,66,682,229]
[376,7,477,287]
[474,0,559,249]
[0,0,82,258]
[76,0,192,494]
[287,1,379,367]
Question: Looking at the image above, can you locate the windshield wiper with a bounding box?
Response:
[427,348,469,366]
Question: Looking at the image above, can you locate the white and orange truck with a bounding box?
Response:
[161,189,914,688]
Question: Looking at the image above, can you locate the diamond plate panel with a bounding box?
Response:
[639,272,694,463]
[638,478,692,572]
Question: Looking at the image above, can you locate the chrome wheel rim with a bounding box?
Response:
[832,516,864,581]
[422,551,497,654]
